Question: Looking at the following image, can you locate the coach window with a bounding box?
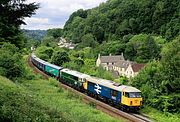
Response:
[111,90,118,97]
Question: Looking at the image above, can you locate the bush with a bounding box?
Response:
[0,43,25,81]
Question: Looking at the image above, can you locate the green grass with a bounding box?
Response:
[21,78,125,122]
[141,106,180,122]
[0,76,67,122]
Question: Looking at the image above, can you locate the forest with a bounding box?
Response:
[0,0,179,121]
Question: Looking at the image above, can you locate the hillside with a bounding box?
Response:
[63,0,180,44]
[23,29,47,41]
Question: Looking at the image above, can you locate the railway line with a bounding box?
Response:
[28,56,153,122]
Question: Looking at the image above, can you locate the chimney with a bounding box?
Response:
[98,53,101,58]
[121,52,124,60]
[121,52,123,57]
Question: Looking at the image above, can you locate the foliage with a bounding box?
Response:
[63,0,180,44]
[160,38,180,93]
[41,36,57,48]
[51,49,70,66]
[131,37,180,113]
[23,29,47,41]
[0,0,39,49]
[0,43,25,81]
[125,34,161,63]
[35,46,54,61]
[78,33,99,48]
[0,76,68,122]
[47,28,63,38]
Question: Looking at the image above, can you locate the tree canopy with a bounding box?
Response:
[63,0,180,44]
[0,0,39,49]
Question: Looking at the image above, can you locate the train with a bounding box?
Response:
[31,53,143,111]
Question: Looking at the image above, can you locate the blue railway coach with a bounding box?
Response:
[31,53,47,71]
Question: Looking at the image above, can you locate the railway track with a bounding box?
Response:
[28,56,153,122]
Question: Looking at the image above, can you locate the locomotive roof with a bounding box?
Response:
[85,77,141,92]
[61,68,90,79]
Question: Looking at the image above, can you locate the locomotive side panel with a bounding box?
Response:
[87,82,121,104]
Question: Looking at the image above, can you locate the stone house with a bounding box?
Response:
[113,60,134,76]
[96,53,145,78]
[96,53,124,71]
[125,64,145,78]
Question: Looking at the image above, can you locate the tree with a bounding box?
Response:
[41,36,57,47]
[47,28,63,38]
[51,50,70,66]
[0,43,25,80]
[136,36,161,63]
[80,33,98,48]
[160,38,180,93]
[36,46,54,61]
[0,0,39,49]
[125,34,161,63]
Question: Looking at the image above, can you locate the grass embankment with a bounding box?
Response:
[0,74,124,122]
[0,76,66,122]
[140,107,180,122]
[21,78,124,122]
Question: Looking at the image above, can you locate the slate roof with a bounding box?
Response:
[132,64,145,72]
[114,60,134,70]
[100,55,124,63]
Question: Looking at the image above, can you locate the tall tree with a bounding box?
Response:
[0,0,39,49]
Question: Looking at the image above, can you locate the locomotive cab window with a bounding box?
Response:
[125,92,141,98]
[111,90,118,97]
[125,92,129,97]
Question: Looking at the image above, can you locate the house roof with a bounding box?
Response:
[132,64,145,72]
[114,60,134,70]
[99,55,124,63]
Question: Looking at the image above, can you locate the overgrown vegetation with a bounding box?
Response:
[131,37,180,113]
[0,76,67,122]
